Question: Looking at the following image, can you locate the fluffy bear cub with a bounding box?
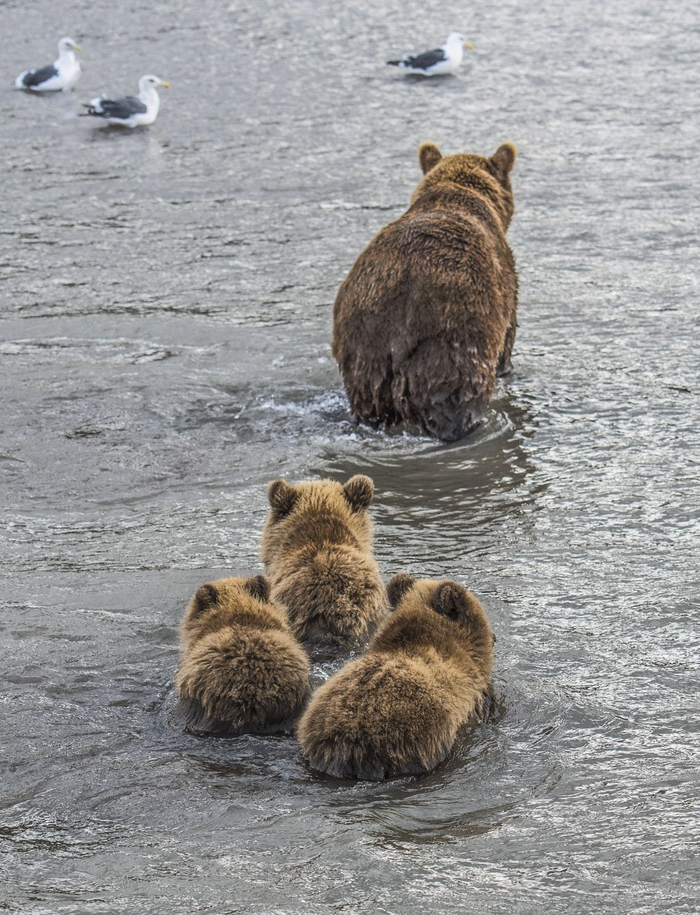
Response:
[332,141,518,442]
[297,574,494,779]
[260,476,387,647]
[175,575,311,735]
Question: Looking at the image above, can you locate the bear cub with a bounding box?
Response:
[175,574,310,735]
[297,574,494,779]
[260,475,387,648]
[333,141,519,441]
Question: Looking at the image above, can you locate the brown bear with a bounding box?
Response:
[260,475,387,647]
[297,574,494,779]
[332,141,518,442]
[175,574,311,735]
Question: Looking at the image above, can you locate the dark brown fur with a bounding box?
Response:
[297,575,494,779]
[332,142,518,441]
[175,575,310,735]
[260,476,387,648]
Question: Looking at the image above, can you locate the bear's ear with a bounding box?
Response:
[244,574,270,602]
[267,479,300,517]
[192,583,219,616]
[342,475,374,512]
[418,141,443,174]
[386,573,416,610]
[491,142,517,175]
[432,581,471,623]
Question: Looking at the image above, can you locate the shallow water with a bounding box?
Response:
[1,0,699,912]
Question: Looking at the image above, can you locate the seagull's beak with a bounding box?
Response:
[74,44,83,51]
[161,81,171,88]
[464,42,474,50]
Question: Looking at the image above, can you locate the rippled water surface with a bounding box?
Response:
[1,0,699,912]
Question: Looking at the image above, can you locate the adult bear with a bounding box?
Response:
[332,141,518,442]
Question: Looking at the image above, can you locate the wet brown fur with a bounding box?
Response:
[175,575,310,734]
[332,142,518,441]
[260,476,387,647]
[297,575,494,779]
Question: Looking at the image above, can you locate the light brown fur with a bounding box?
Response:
[175,575,310,734]
[332,141,518,441]
[297,575,494,779]
[260,476,387,647]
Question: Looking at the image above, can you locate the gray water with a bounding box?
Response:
[1,0,699,912]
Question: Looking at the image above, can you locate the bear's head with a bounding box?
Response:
[261,475,375,565]
[190,575,271,615]
[385,573,495,657]
[411,141,517,229]
[180,574,281,648]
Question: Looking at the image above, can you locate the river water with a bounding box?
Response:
[1,0,699,912]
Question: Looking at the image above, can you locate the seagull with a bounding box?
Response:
[14,37,82,91]
[81,75,170,128]
[387,32,473,76]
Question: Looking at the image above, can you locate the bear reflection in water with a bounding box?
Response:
[298,574,495,780]
[333,142,518,442]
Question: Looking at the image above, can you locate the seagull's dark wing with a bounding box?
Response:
[90,95,148,119]
[404,47,446,69]
[22,64,58,87]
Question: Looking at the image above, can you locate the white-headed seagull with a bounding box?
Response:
[15,37,82,91]
[387,32,473,77]
[82,75,170,128]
